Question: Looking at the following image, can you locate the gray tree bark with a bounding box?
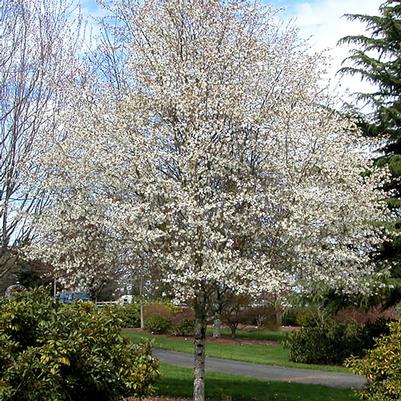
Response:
[140,303,145,329]
[193,294,207,401]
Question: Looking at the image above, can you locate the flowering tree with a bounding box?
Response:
[29,1,388,400]
[0,0,82,280]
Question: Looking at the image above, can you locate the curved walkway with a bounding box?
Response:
[153,349,366,389]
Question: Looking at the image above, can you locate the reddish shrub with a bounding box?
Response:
[144,303,173,321]
[335,306,399,324]
[170,307,194,325]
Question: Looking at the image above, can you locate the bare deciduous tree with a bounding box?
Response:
[0,0,82,279]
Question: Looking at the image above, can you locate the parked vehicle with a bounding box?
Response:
[59,291,91,304]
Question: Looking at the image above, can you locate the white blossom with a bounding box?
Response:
[25,2,389,399]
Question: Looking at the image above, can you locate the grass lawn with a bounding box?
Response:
[205,327,288,342]
[155,363,359,401]
[123,330,349,373]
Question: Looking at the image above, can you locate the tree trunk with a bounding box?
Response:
[140,276,145,329]
[276,309,282,327]
[0,250,18,280]
[230,324,237,338]
[193,298,207,401]
[212,318,221,338]
[140,303,145,329]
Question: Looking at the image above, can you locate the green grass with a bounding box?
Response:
[205,327,288,342]
[123,330,349,373]
[156,363,359,401]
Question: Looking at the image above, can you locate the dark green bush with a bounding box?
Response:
[346,320,401,401]
[144,314,172,334]
[286,318,353,364]
[359,317,391,349]
[282,306,319,327]
[282,308,298,326]
[0,288,159,401]
[285,316,391,365]
[115,303,140,328]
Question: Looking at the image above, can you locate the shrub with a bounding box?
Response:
[346,320,401,401]
[335,306,399,324]
[0,288,159,401]
[172,318,195,336]
[236,305,279,327]
[115,303,140,328]
[221,306,246,337]
[359,317,391,350]
[295,306,322,327]
[285,316,391,365]
[282,306,320,327]
[144,314,172,334]
[285,318,350,364]
[144,303,173,321]
[219,302,280,336]
[282,308,298,326]
[171,308,194,336]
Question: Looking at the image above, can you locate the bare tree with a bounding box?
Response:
[0,0,82,279]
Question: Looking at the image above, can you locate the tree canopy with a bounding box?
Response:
[25,1,390,400]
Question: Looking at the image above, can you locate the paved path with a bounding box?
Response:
[153,349,366,389]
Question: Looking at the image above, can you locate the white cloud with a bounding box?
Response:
[287,0,382,107]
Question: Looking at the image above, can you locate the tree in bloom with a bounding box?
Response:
[0,0,82,281]
[29,1,388,400]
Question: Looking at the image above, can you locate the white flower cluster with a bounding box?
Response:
[27,0,388,303]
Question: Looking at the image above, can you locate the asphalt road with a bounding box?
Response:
[153,349,366,389]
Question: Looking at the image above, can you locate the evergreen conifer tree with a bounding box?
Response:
[339,0,401,307]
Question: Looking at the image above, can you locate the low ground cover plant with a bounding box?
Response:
[0,288,159,401]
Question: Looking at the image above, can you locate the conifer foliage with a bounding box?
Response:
[339,1,401,139]
[339,1,401,305]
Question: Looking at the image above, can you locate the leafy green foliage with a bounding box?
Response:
[285,316,391,365]
[171,318,194,336]
[282,306,320,327]
[347,320,401,401]
[144,314,172,334]
[114,303,141,328]
[0,288,159,401]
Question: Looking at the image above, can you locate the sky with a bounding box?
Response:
[80,0,384,104]
[286,0,382,103]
